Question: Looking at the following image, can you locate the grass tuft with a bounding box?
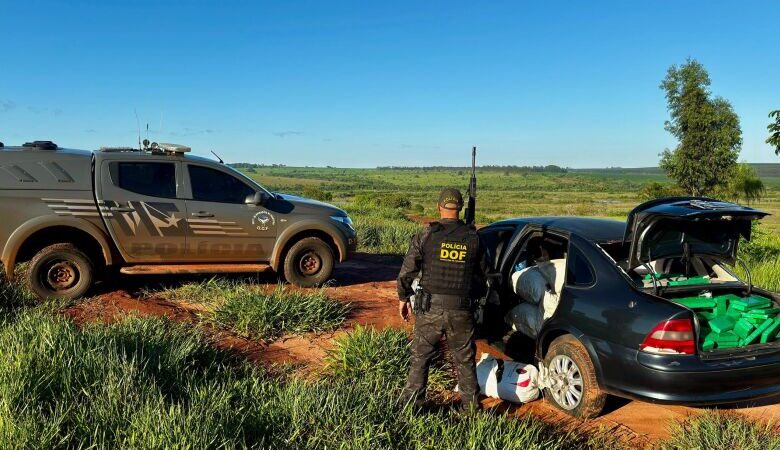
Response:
[324,325,454,393]
[0,268,36,317]
[658,411,780,450]
[158,278,350,340]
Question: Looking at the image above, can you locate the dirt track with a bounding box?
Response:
[63,253,780,445]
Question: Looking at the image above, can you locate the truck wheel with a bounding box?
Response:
[543,335,606,419]
[283,237,334,287]
[27,243,94,300]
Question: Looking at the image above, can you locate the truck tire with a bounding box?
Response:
[27,243,94,300]
[283,237,334,287]
[543,335,606,419]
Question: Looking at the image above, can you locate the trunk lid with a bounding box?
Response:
[624,197,768,269]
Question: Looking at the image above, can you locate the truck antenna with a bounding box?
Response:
[211,150,224,164]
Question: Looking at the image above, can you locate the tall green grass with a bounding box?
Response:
[324,325,453,394]
[0,311,264,449]
[736,225,780,292]
[0,270,36,319]
[347,205,422,255]
[158,279,350,340]
[354,216,421,255]
[744,259,780,292]
[658,411,780,450]
[0,310,626,450]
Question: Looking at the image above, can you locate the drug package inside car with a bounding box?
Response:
[658,279,780,351]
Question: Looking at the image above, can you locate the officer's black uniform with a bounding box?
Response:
[397,190,489,410]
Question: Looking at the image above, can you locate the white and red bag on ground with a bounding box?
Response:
[475,354,540,404]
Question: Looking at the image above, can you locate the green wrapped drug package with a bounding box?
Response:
[672,293,780,351]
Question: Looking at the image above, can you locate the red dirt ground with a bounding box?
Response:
[61,252,780,446]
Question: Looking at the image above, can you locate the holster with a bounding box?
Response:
[412,289,432,315]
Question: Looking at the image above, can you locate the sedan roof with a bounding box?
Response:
[489,216,626,243]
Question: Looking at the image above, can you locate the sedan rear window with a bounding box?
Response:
[567,245,595,286]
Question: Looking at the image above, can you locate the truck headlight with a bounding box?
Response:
[331,215,354,231]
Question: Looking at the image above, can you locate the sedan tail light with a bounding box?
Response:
[640,319,696,355]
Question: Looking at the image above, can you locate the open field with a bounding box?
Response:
[2,167,780,448]
[241,165,780,231]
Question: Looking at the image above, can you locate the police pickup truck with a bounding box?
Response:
[0,140,357,299]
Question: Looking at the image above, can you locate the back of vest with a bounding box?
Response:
[420,221,480,297]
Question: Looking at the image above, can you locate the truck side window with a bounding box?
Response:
[113,162,176,198]
[188,165,255,204]
[567,245,595,287]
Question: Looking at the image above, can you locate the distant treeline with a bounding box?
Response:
[229,163,287,169]
[376,165,568,173]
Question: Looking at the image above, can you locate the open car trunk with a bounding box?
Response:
[626,198,777,354]
[625,197,768,269]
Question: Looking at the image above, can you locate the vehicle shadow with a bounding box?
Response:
[330,253,402,286]
[701,394,780,410]
[91,271,281,297]
[88,252,401,296]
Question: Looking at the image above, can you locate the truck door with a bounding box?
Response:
[182,163,276,262]
[96,160,189,262]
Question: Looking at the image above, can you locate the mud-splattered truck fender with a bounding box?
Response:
[1,215,116,279]
[270,219,354,272]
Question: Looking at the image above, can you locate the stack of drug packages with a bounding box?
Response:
[674,293,780,351]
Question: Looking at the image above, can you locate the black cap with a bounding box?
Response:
[438,188,463,210]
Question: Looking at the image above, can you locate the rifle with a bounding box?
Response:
[464,146,477,227]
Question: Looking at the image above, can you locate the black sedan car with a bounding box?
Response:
[477,197,780,418]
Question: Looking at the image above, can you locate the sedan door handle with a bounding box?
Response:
[109,207,135,213]
[191,211,214,218]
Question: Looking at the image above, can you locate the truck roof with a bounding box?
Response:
[1,145,93,158]
[1,141,222,191]
[1,142,217,163]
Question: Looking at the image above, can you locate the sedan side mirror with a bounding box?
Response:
[245,192,270,206]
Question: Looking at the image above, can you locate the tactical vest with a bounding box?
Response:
[419,221,480,297]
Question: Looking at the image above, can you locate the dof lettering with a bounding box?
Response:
[440,242,467,262]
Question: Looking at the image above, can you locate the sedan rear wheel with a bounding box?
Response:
[544,335,606,419]
[548,354,584,410]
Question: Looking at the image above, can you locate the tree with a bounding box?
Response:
[768,110,780,155]
[716,163,765,204]
[659,59,742,196]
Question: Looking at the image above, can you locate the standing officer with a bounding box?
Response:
[397,188,489,411]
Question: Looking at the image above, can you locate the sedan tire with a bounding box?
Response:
[543,335,606,419]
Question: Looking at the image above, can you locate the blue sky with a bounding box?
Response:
[1,1,779,168]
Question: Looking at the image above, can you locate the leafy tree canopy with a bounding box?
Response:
[659,59,742,196]
[768,110,780,155]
